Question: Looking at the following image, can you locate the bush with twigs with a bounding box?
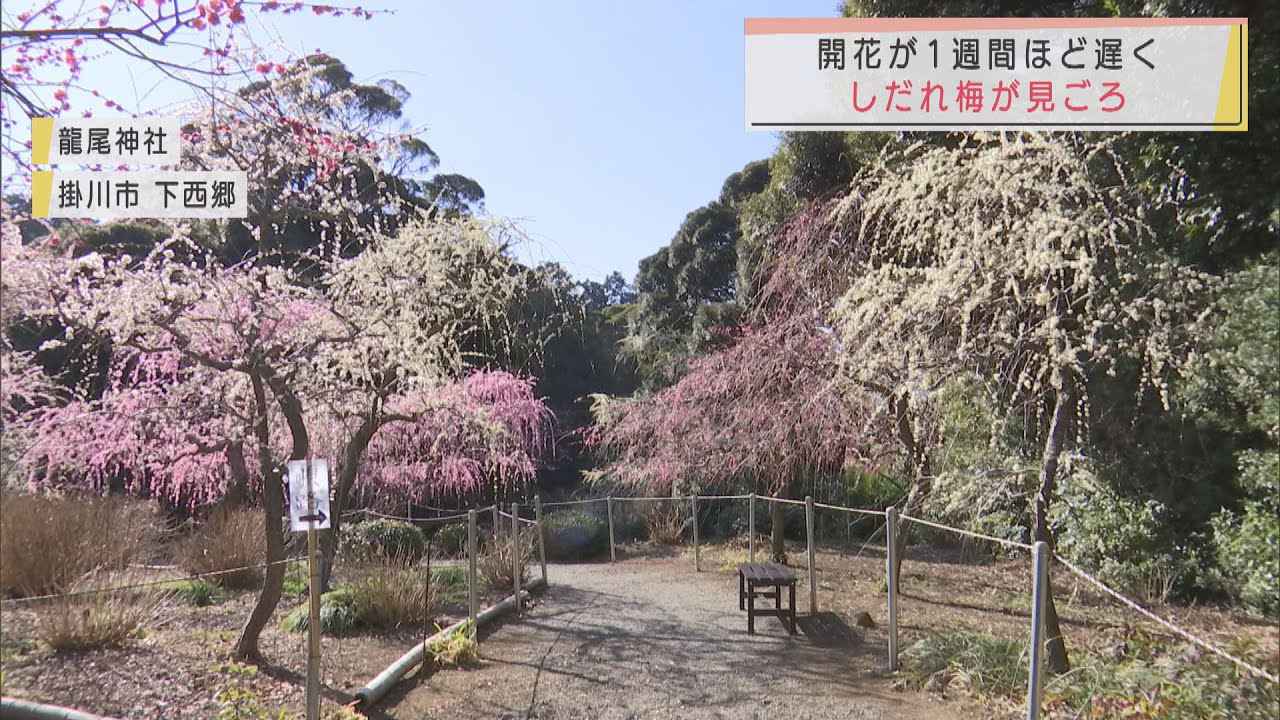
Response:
[644,503,686,545]
[179,509,264,589]
[34,569,171,652]
[0,493,159,598]
[478,527,534,593]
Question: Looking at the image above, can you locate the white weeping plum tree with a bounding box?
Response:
[832,134,1213,673]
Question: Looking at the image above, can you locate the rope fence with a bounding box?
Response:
[4,490,1273,718]
[1053,553,1280,684]
[813,501,886,517]
[0,555,308,606]
[899,512,1035,552]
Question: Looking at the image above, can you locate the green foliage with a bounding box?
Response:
[542,510,609,561]
[1183,257,1280,441]
[212,662,290,720]
[903,628,1280,719]
[281,561,308,597]
[1044,629,1280,720]
[625,159,772,389]
[1055,463,1199,603]
[435,522,469,557]
[168,578,225,607]
[1211,454,1280,617]
[431,564,467,592]
[281,565,465,635]
[428,620,479,668]
[280,586,361,636]
[900,631,1028,696]
[340,519,426,565]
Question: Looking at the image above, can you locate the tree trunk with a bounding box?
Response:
[770,494,787,564]
[234,369,308,662]
[209,441,251,522]
[1034,384,1072,674]
[318,414,379,591]
[891,391,930,592]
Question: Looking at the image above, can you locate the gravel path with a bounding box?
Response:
[375,556,951,720]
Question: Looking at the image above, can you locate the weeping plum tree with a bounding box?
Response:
[354,370,553,510]
[832,134,1212,673]
[588,320,891,560]
[7,212,532,659]
[750,192,941,575]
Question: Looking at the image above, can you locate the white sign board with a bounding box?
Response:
[745,17,1248,131]
[288,459,331,532]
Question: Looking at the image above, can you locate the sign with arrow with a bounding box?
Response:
[288,458,330,532]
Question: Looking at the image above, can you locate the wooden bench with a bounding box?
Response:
[737,562,797,635]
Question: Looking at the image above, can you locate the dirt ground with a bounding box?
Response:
[374,550,970,720]
[0,559,494,719]
[3,538,1275,719]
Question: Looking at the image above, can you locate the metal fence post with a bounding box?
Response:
[1027,541,1049,720]
[692,495,700,572]
[467,510,478,630]
[512,502,521,613]
[748,493,756,563]
[806,495,816,614]
[607,497,616,562]
[492,504,500,539]
[885,506,899,672]
[535,495,547,584]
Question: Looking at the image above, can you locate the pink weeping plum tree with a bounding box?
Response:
[3,212,547,661]
[587,318,893,561]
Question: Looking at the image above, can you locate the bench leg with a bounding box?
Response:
[738,572,744,611]
[789,582,797,635]
[747,582,756,635]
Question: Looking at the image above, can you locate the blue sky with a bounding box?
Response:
[71,0,840,282]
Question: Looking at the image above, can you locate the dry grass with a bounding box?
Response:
[351,565,433,630]
[478,528,534,593]
[33,569,171,652]
[0,493,160,598]
[644,503,686,545]
[179,509,264,589]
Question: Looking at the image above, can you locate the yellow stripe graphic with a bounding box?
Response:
[31,171,53,218]
[1213,25,1247,131]
[31,118,54,165]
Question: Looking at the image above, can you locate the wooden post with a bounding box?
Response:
[748,493,756,563]
[885,506,899,672]
[1026,541,1049,720]
[511,503,521,613]
[607,497,616,562]
[304,456,321,720]
[691,495,700,572]
[535,495,547,584]
[492,504,500,540]
[467,510,478,629]
[806,495,816,614]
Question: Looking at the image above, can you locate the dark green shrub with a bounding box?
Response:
[1212,484,1279,616]
[168,578,224,606]
[434,523,469,557]
[282,561,308,597]
[543,510,608,561]
[281,586,361,635]
[340,519,426,564]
